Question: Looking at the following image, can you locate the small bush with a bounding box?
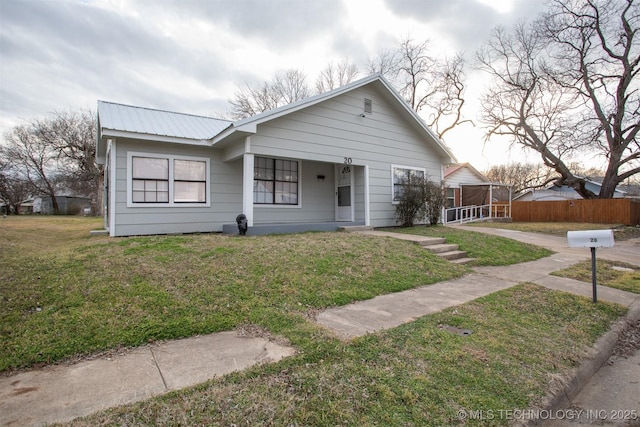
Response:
[395,179,445,227]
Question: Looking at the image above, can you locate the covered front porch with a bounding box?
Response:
[235,153,371,234]
[443,183,512,225]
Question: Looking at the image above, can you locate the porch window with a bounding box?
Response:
[254,157,298,205]
[392,165,426,202]
[129,153,209,206]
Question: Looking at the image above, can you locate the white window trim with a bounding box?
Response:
[253,156,302,209]
[127,151,211,208]
[390,164,427,204]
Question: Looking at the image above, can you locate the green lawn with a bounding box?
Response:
[67,284,624,427]
[0,216,628,426]
[552,260,640,294]
[380,225,553,266]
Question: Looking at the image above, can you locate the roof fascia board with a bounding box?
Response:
[100,128,211,146]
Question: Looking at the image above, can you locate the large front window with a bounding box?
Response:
[392,165,426,202]
[129,153,209,206]
[254,157,298,205]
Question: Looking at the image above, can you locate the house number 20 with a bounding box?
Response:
[344,157,352,164]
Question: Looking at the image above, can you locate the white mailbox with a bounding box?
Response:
[567,229,614,248]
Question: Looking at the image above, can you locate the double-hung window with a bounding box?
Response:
[391,165,426,202]
[254,157,298,205]
[174,159,206,203]
[132,157,169,203]
[129,153,209,206]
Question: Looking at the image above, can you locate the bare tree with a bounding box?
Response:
[367,48,399,77]
[315,59,360,93]
[228,69,310,120]
[369,36,471,140]
[0,158,30,214]
[477,0,639,198]
[1,110,101,214]
[2,123,62,212]
[484,162,556,195]
[32,110,102,211]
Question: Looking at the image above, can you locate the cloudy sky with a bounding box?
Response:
[0,0,549,170]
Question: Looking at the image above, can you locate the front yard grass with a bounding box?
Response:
[66,284,625,427]
[380,225,553,266]
[552,260,640,294]
[1,217,628,426]
[2,216,471,371]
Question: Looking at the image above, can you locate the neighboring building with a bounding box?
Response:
[442,163,511,223]
[33,195,93,214]
[515,178,627,201]
[443,163,491,208]
[96,74,457,237]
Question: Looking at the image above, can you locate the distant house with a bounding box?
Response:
[33,195,93,214]
[1,199,34,215]
[96,74,457,237]
[515,178,627,201]
[443,163,490,208]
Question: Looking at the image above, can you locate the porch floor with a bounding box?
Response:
[222,221,366,236]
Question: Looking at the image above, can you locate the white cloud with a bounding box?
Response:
[0,0,551,170]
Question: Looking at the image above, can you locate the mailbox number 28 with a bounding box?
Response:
[590,238,598,242]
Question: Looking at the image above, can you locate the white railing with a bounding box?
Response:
[443,203,511,225]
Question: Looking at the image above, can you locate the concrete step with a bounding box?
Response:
[415,237,447,246]
[436,250,469,260]
[424,243,459,254]
[449,257,477,265]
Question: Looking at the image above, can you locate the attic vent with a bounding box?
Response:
[364,98,372,114]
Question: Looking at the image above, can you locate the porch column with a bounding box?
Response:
[489,184,493,219]
[243,153,254,227]
[364,165,370,226]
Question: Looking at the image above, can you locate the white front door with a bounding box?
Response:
[335,164,353,221]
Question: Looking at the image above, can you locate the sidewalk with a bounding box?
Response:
[0,333,295,426]
[318,228,639,338]
[1,227,638,426]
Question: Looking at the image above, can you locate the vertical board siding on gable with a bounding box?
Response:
[250,87,445,227]
[112,138,242,236]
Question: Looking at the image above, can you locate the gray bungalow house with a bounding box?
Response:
[96,74,456,237]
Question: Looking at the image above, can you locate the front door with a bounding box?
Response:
[335,164,353,221]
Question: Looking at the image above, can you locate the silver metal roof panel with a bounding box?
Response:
[98,101,231,140]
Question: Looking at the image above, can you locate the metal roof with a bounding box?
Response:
[98,100,231,140]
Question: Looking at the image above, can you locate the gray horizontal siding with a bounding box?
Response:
[110,139,242,236]
[253,160,334,224]
[249,86,445,227]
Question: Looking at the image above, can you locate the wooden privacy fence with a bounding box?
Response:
[512,199,640,226]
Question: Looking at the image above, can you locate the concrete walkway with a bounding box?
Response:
[1,226,638,426]
[318,228,639,338]
[0,333,295,427]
